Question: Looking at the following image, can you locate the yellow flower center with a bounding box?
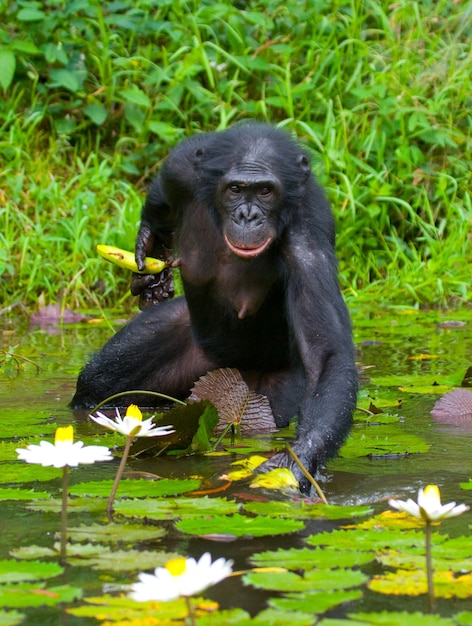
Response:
[165,557,187,576]
[126,404,142,422]
[424,484,441,506]
[54,425,74,444]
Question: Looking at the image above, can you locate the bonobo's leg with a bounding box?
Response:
[71,297,216,409]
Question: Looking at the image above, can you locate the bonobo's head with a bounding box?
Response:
[196,124,311,259]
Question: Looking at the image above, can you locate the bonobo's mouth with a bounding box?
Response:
[224,235,273,258]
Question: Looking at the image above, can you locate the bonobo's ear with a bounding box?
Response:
[297,154,311,180]
[195,147,204,158]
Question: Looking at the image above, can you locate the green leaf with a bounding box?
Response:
[0,50,15,91]
[83,104,108,126]
[119,88,151,107]
[0,560,63,584]
[244,568,367,592]
[349,612,457,625]
[0,610,25,626]
[17,8,45,21]
[48,69,79,93]
[70,477,201,498]
[116,496,239,520]
[269,590,362,614]
[244,501,373,520]
[250,547,374,571]
[0,488,49,501]
[0,584,81,608]
[66,522,166,544]
[176,513,304,537]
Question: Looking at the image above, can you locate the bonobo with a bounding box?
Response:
[72,123,358,491]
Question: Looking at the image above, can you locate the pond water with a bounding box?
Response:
[1,305,472,625]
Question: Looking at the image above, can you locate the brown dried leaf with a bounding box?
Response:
[431,388,472,424]
[190,368,277,433]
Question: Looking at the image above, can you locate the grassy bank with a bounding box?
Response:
[1,0,471,312]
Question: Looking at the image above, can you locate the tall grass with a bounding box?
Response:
[1,0,471,311]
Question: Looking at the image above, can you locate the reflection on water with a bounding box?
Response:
[1,306,472,620]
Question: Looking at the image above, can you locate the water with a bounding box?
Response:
[1,305,472,623]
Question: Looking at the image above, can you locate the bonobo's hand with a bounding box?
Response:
[130,222,174,310]
[258,437,324,495]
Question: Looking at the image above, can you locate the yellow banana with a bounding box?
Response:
[96,244,167,274]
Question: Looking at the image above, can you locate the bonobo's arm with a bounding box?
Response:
[131,134,209,309]
[131,177,176,309]
[271,226,358,493]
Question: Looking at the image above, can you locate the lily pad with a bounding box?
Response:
[244,501,373,520]
[115,496,239,520]
[0,610,25,626]
[349,612,457,625]
[244,568,367,592]
[0,560,63,584]
[69,477,201,498]
[65,522,166,544]
[0,584,82,608]
[176,513,304,537]
[250,547,374,570]
[269,589,362,614]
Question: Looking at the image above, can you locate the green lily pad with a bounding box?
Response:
[369,569,472,599]
[244,501,373,520]
[0,610,25,626]
[65,522,166,544]
[0,464,59,484]
[250,547,374,570]
[306,528,446,552]
[348,612,457,625]
[176,513,304,537]
[0,560,63,584]
[338,426,430,458]
[0,488,50,501]
[115,496,239,520]
[244,568,367,592]
[0,584,82,608]
[69,477,201,498]
[269,589,362,614]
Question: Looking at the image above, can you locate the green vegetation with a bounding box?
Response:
[1,0,471,311]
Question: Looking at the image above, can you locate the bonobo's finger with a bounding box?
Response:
[130,273,159,296]
[135,223,153,272]
[131,268,174,310]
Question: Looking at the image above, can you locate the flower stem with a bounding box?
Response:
[185,596,197,626]
[60,465,69,565]
[425,521,436,613]
[107,436,132,514]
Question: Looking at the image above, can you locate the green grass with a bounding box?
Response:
[1,0,471,312]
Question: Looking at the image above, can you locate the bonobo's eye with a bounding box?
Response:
[258,186,272,197]
[228,184,242,195]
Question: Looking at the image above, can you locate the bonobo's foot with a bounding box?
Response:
[130,268,174,310]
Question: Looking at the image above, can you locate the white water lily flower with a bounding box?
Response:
[389,484,469,522]
[16,425,112,468]
[129,552,234,602]
[90,404,175,438]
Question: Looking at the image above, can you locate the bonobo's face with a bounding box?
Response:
[217,164,281,259]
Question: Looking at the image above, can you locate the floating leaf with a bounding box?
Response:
[338,425,430,459]
[0,584,81,608]
[369,569,472,598]
[0,488,50,501]
[0,560,62,584]
[250,547,374,571]
[0,610,25,626]
[349,611,457,625]
[190,368,277,433]
[243,608,315,625]
[244,501,373,520]
[70,477,201,498]
[116,496,239,520]
[269,589,362,614]
[250,468,298,490]
[65,523,166,544]
[0,463,58,484]
[244,568,367,592]
[306,528,445,552]
[176,513,304,537]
